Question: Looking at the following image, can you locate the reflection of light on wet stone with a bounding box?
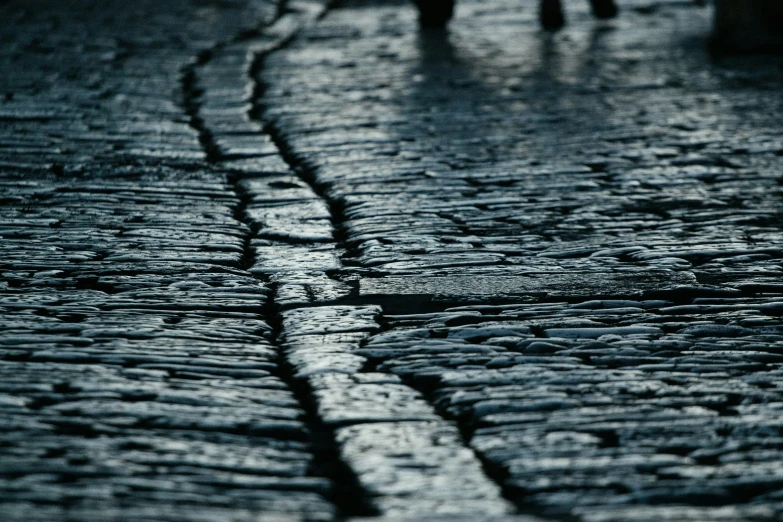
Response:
[273,271,354,308]
[363,292,783,515]
[336,421,515,516]
[6,0,783,516]
[544,326,662,338]
[281,305,381,337]
[311,372,440,426]
[280,305,517,516]
[250,243,343,273]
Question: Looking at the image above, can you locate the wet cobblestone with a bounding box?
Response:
[257,0,783,519]
[0,0,339,520]
[3,0,783,519]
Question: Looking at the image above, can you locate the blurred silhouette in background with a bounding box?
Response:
[412,0,783,53]
[712,0,783,53]
[412,0,617,30]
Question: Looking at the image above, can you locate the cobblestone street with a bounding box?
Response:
[2,0,783,520]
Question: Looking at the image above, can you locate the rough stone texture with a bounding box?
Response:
[1,0,516,518]
[370,300,783,517]
[0,1,338,520]
[4,0,783,520]
[257,0,783,519]
[263,0,783,296]
[278,303,515,516]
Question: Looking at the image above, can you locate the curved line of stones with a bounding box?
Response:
[179,2,373,518]
[184,1,529,519]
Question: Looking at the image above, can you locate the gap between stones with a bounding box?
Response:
[179,4,376,517]
[244,10,523,519]
[239,10,684,518]
[184,2,783,519]
[251,68,532,511]
[181,1,546,518]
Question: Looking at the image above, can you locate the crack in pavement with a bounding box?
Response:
[182,2,376,519]
[181,0,530,517]
[5,0,783,520]
[250,0,783,520]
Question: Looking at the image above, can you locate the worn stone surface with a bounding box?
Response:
[369,299,783,516]
[4,0,783,520]
[263,0,783,297]
[256,0,783,519]
[0,0,338,520]
[280,305,515,516]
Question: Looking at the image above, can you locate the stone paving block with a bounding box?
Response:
[251,242,344,273]
[310,373,441,426]
[261,0,783,298]
[272,271,354,308]
[370,298,783,516]
[281,305,382,337]
[352,518,547,522]
[284,331,370,378]
[336,421,514,516]
[280,304,517,516]
[257,3,783,510]
[0,359,335,516]
[575,504,781,522]
[220,156,293,174]
[0,2,343,518]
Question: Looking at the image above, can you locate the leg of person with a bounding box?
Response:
[540,0,565,30]
[589,0,618,19]
[414,0,456,27]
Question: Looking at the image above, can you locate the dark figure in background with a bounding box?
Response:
[413,0,618,30]
[712,0,783,53]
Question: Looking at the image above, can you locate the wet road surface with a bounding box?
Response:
[2,0,783,520]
